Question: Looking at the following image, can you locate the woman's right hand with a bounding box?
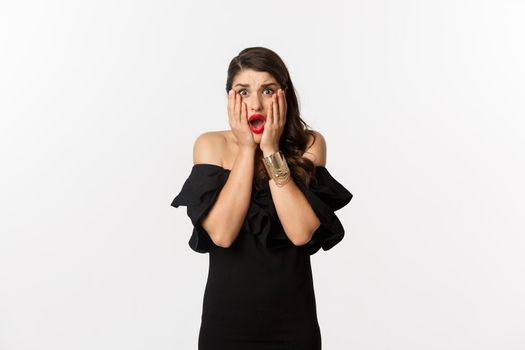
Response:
[228,89,256,149]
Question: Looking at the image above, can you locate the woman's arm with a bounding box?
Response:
[194,132,256,248]
[265,131,327,246]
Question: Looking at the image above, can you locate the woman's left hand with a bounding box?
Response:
[260,88,287,156]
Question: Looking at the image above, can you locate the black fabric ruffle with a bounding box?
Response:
[171,163,352,255]
[294,167,353,255]
[170,164,230,253]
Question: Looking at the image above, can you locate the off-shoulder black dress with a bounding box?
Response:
[171,163,352,350]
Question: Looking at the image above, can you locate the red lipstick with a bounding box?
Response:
[248,114,266,134]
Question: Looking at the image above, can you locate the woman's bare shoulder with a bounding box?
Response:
[192,130,230,166]
[303,129,327,167]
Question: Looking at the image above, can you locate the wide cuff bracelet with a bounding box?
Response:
[262,150,291,187]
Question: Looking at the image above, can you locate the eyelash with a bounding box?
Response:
[238,88,274,97]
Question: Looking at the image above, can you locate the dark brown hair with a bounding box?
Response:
[225,47,318,189]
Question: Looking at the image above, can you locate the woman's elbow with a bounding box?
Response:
[290,231,313,246]
[214,238,233,248]
[202,217,233,248]
[291,222,320,246]
[291,236,311,246]
[210,230,234,248]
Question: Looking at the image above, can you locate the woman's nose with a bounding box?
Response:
[249,95,263,112]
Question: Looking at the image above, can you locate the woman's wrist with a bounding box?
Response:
[261,150,291,187]
[238,144,258,154]
[261,147,279,157]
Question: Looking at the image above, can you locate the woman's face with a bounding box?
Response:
[230,69,282,142]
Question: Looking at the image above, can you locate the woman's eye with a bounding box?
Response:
[238,88,273,97]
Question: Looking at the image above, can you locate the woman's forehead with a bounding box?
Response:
[233,69,278,86]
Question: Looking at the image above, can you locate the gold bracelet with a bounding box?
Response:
[262,150,291,187]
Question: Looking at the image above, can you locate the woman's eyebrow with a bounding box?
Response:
[234,83,278,88]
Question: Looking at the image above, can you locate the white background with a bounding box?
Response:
[1,0,524,349]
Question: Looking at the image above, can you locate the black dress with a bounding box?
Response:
[171,163,353,350]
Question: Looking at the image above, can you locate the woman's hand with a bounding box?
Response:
[260,88,287,156]
[228,89,256,150]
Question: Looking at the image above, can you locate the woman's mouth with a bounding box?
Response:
[248,114,266,134]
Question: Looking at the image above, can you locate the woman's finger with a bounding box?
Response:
[241,101,248,127]
[267,100,273,127]
[228,89,233,124]
[273,93,280,125]
[279,89,286,124]
[237,93,243,123]
[233,92,237,120]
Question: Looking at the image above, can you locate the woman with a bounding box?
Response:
[171,47,353,349]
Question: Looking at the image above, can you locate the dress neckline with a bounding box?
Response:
[192,162,327,172]
[193,163,232,171]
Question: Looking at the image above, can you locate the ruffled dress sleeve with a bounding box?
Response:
[170,164,230,253]
[294,166,353,255]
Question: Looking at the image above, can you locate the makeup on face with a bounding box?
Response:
[232,70,280,134]
[248,113,266,134]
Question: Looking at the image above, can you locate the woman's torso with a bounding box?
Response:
[195,130,322,349]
